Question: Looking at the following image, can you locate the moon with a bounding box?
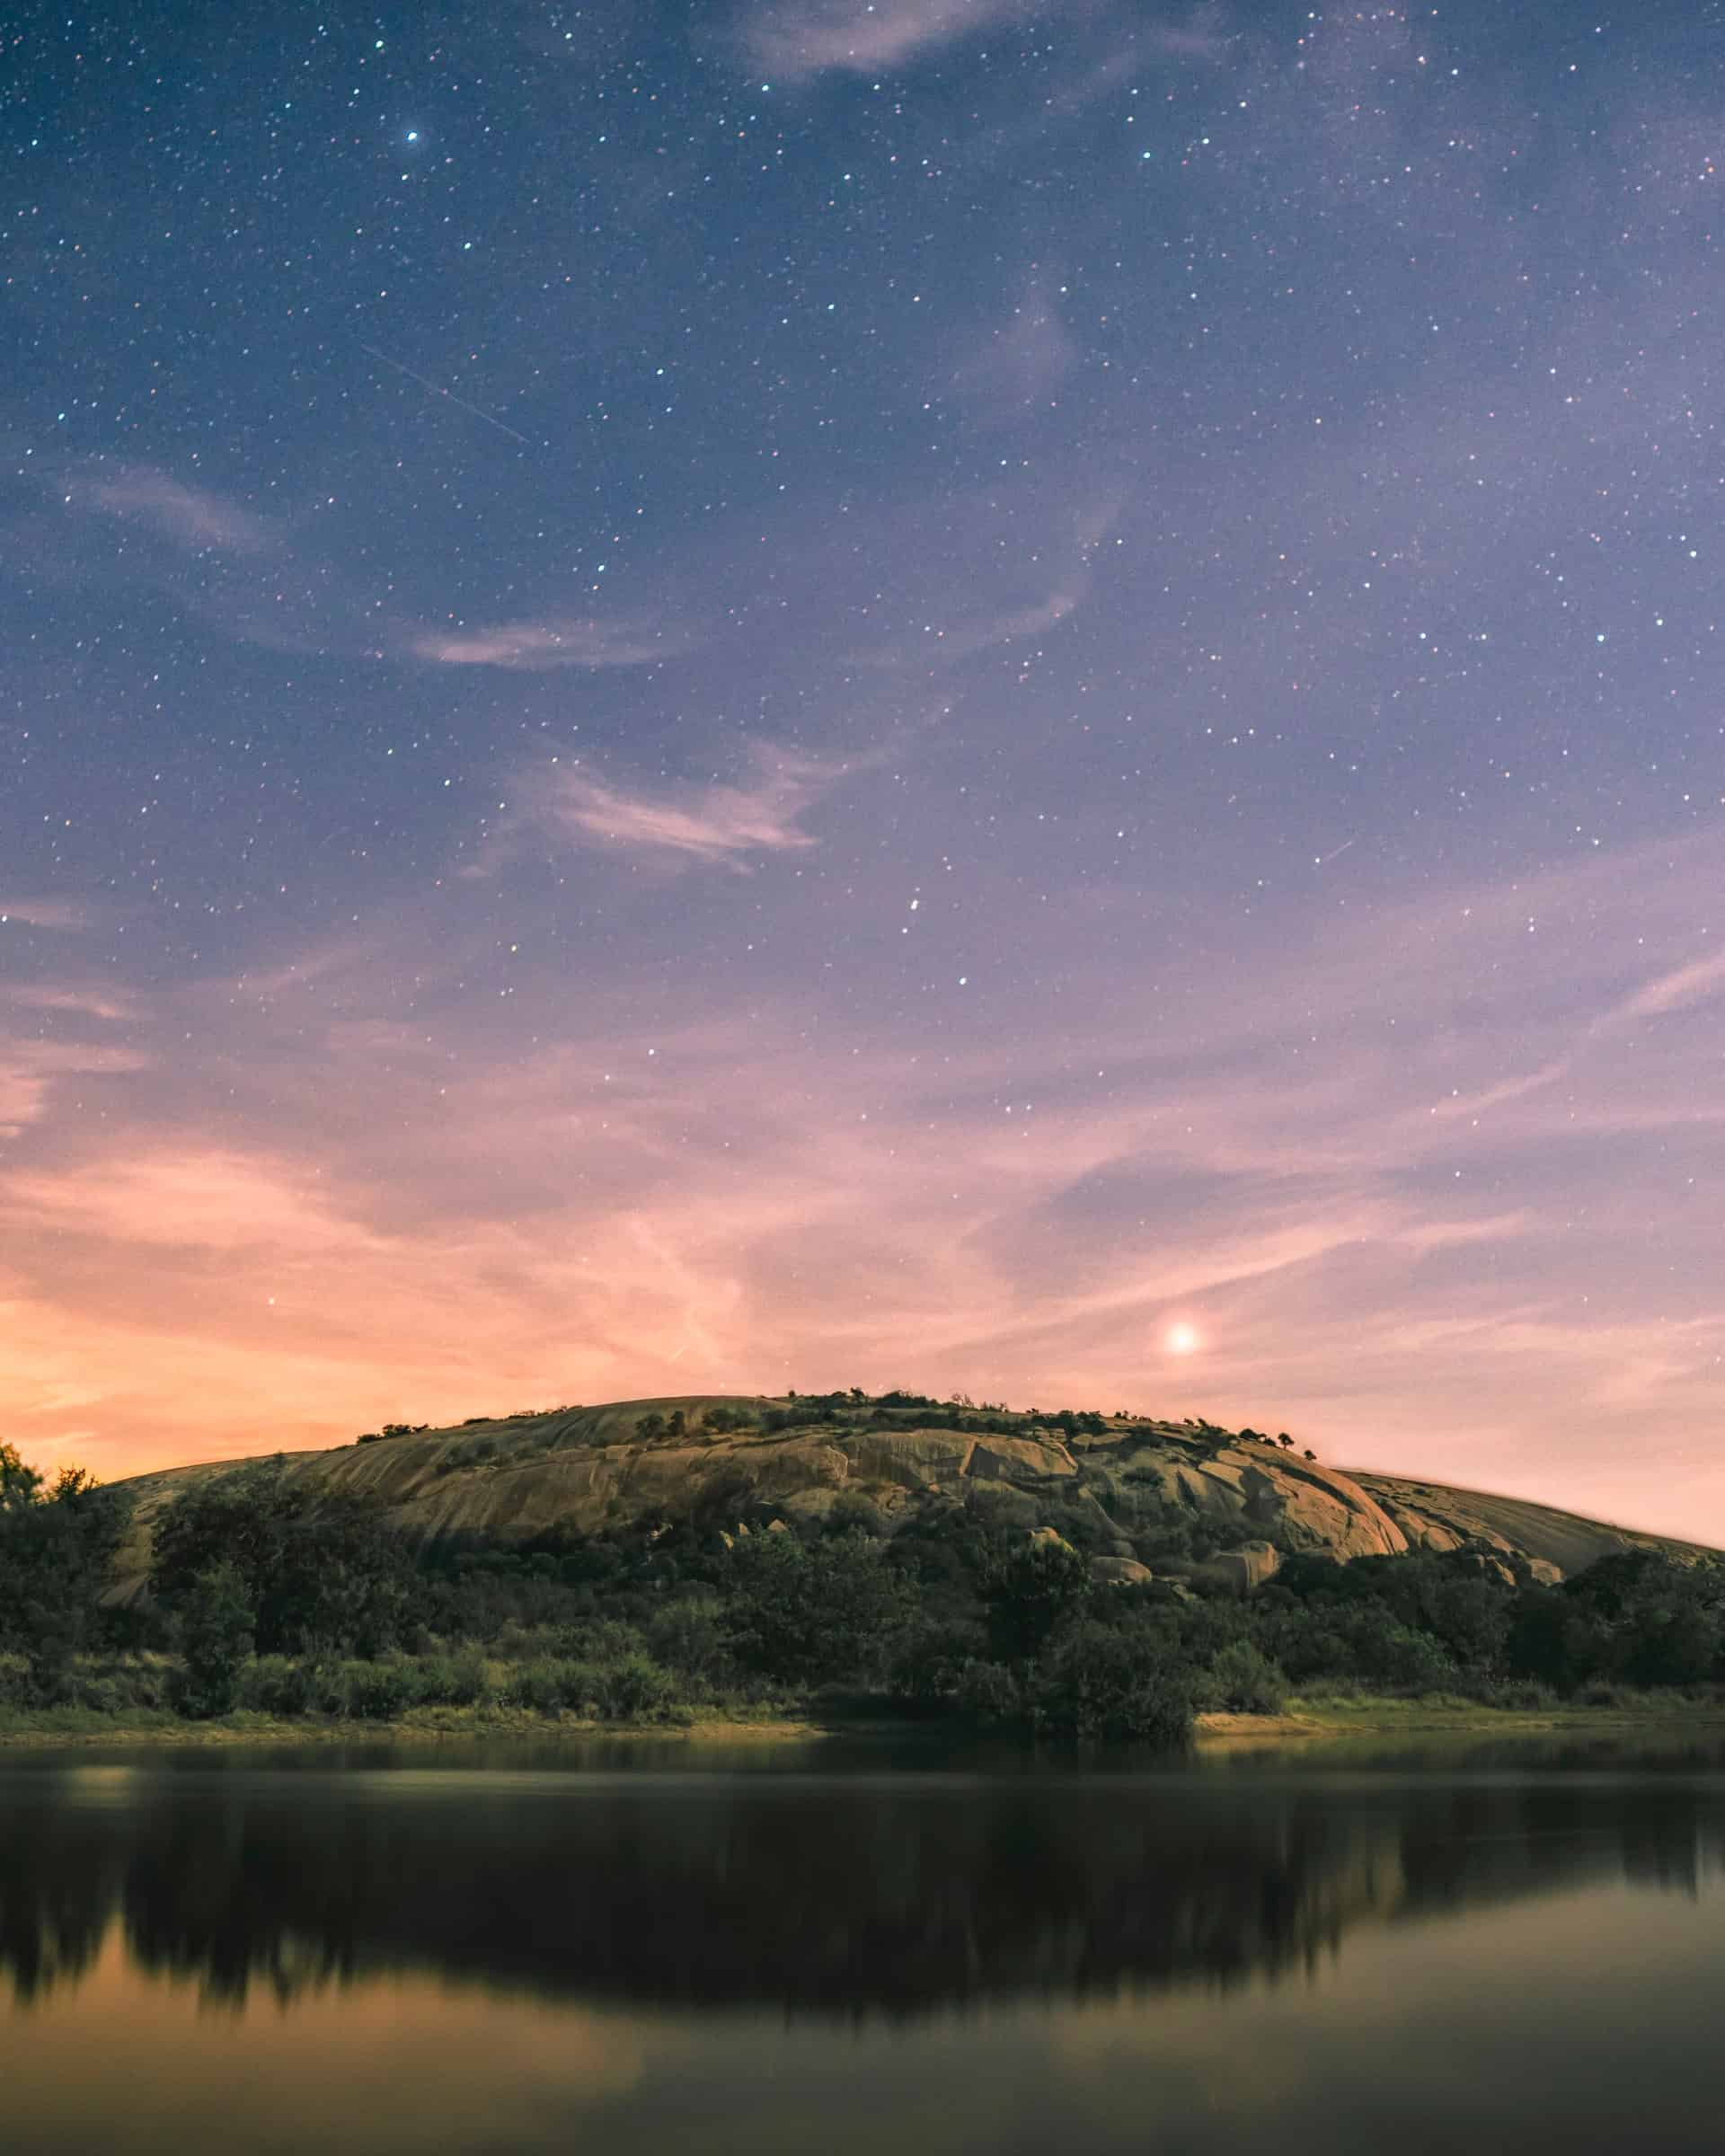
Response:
[1164,1321,1201,1356]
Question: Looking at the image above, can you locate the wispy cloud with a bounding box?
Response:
[739,0,1225,81]
[1144,18,1234,62]
[73,468,278,556]
[54,465,691,675]
[2,1146,358,1253]
[0,897,91,932]
[1615,949,1725,1021]
[521,746,850,868]
[809,478,1117,669]
[407,614,685,669]
[858,588,1081,669]
[8,985,137,1022]
[742,0,1058,77]
[949,278,1078,419]
[0,1039,149,1140]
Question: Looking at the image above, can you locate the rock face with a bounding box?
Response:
[107,1395,1715,1598]
[1345,1471,1667,1580]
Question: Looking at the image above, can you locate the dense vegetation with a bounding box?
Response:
[4,1421,1725,1745]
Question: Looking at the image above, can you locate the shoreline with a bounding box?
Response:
[5,1692,1725,1752]
[1196,1695,1725,1745]
[0,1706,827,1749]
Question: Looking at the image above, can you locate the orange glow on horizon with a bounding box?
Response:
[4,827,1724,1550]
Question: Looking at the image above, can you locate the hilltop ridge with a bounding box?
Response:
[110,1390,1714,1593]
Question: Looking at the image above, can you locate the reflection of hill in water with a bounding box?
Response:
[3,1752,1723,2015]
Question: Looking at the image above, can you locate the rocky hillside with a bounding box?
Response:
[109,1392,1713,1596]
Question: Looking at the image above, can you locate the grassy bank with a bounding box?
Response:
[1196,1686,1725,1746]
[0,1648,806,1745]
[7,1668,1725,1750]
[0,1701,825,1747]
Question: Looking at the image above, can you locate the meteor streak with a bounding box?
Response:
[361,342,534,446]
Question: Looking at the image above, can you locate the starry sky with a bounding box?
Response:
[4,1,1722,1533]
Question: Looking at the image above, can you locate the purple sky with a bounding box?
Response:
[3,0,1721,1535]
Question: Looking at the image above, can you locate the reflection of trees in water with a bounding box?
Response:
[2,1761,1722,2016]
[0,1798,116,2003]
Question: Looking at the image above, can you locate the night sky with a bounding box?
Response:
[4,2,1722,1533]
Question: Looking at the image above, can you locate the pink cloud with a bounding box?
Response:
[75,469,277,555]
[1615,949,1725,1021]
[1,1147,363,1253]
[741,0,1225,80]
[743,0,1057,76]
[10,985,138,1021]
[0,1039,149,1140]
[408,615,685,669]
[520,747,846,867]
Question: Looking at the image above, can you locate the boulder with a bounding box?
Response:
[966,1436,1078,1484]
[837,1429,972,1489]
[1091,1556,1154,1587]
[1192,1540,1282,1597]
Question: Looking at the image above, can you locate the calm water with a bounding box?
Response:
[4,1733,1725,2155]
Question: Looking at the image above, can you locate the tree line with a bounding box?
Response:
[4,1438,1725,1740]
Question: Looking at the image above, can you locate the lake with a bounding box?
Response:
[4,1732,1725,2154]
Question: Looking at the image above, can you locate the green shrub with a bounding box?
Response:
[66,1664,169,1715]
[171,1561,255,1719]
[1363,1622,1457,1694]
[416,1646,495,1706]
[505,1657,591,1714]
[564,1617,650,1663]
[1205,1639,1288,1715]
[825,1492,886,1538]
[722,1532,915,1685]
[66,1674,126,1716]
[0,1454,132,1694]
[1026,1621,1193,1747]
[238,1655,328,1717]
[1491,1678,1559,1710]
[589,1653,686,1723]
[646,1596,729,1683]
[982,1537,1093,1664]
[954,1658,1021,1725]
[889,1618,987,1705]
[340,1658,424,1720]
[152,1467,417,1659]
[503,1651,686,1721]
